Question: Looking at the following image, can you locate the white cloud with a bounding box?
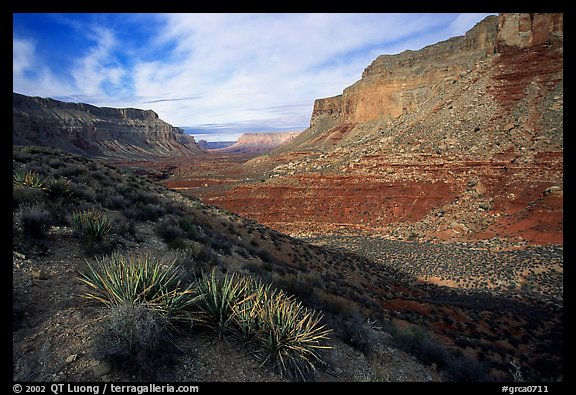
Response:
[13,36,78,98]
[14,13,496,139]
[127,13,463,128]
[70,26,126,98]
[13,37,35,75]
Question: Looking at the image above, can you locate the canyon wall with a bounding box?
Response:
[300,13,562,151]
[13,93,199,159]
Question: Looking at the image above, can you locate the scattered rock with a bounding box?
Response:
[93,361,112,378]
[65,354,77,364]
[31,268,48,280]
[543,185,562,197]
[14,251,26,260]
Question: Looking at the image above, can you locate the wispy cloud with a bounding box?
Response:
[13,13,496,140]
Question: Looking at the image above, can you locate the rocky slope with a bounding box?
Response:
[13,93,200,159]
[211,131,301,154]
[191,13,562,247]
[13,146,562,382]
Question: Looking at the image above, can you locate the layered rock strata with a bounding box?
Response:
[13,93,199,159]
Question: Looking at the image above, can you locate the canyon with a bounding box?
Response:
[12,13,564,382]
[162,13,563,249]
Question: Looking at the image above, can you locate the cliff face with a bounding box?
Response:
[213,131,301,154]
[301,13,562,151]
[497,13,563,50]
[13,93,199,159]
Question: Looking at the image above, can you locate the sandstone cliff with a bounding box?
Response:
[212,131,301,154]
[13,93,200,159]
[288,13,562,153]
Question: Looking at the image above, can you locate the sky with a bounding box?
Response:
[13,13,496,141]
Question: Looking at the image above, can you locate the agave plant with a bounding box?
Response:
[231,279,276,343]
[13,170,47,189]
[78,253,201,330]
[70,209,112,243]
[253,291,332,381]
[194,269,250,340]
[197,270,332,380]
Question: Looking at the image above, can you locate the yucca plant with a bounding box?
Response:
[70,209,112,243]
[231,279,276,343]
[197,270,332,380]
[195,269,250,340]
[78,253,201,330]
[254,291,332,381]
[13,170,47,189]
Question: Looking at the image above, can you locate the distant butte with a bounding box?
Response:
[209,131,302,154]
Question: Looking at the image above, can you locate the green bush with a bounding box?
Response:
[20,203,51,239]
[78,253,200,330]
[251,289,331,380]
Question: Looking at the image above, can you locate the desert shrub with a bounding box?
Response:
[53,163,87,178]
[78,253,200,330]
[102,194,129,210]
[20,203,51,239]
[256,248,274,263]
[44,178,73,202]
[338,312,380,357]
[444,353,487,382]
[95,302,172,373]
[67,182,96,203]
[509,359,525,382]
[130,190,159,205]
[122,203,165,221]
[389,323,428,355]
[316,291,357,317]
[419,335,453,368]
[155,219,187,243]
[178,216,198,238]
[170,248,207,281]
[13,186,45,208]
[112,217,136,238]
[43,198,69,226]
[166,238,193,251]
[211,235,234,255]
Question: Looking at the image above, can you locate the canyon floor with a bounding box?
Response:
[111,147,563,382]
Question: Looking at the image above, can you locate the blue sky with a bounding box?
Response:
[13,13,496,141]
